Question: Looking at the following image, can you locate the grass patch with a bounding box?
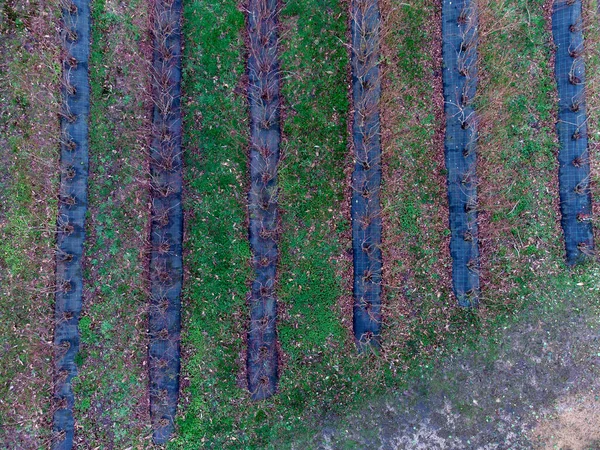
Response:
[175,0,361,447]
[379,0,454,362]
[176,0,251,447]
[476,0,564,314]
[71,0,151,445]
[275,0,355,429]
[0,4,60,447]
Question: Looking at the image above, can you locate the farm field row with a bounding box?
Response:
[0,0,599,448]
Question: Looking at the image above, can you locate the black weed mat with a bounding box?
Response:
[148,0,184,443]
[552,0,595,264]
[246,0,281,400]
[441,0,480,307]
[351,0,383,348]
[52,0,90,447]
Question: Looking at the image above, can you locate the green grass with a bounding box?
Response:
[584,0,600,245]
[0,5,60,446]
[0,0,599,447]
[476,0,564,314]
[70,0,152,445]
[274,0,357,431]
[379,0,454,360]
[175,0,362,447]
[176,1,252,447]
[175,0,600,447]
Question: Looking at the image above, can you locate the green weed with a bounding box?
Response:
[71,0,151,445]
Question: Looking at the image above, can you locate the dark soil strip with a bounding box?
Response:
[246,0,281,400]
[52,0,90,447]
[551,0,595,264]
[148,0,183,443]
[351,0,383,348]
[441,0,480,307]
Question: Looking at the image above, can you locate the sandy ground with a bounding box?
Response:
[303,273,600,449]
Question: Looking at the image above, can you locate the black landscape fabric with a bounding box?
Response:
[442,0,480,307]
[52,0,90,447]
[246,0,281,400]
[351,0,383,348]
[148,0,184,444]
[552,0,594,264]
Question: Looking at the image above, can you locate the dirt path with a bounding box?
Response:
[309,273,600,449]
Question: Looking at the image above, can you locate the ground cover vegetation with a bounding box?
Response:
[1,0,600,448]
[583,0,600,246]
[379,0,456,365]
[70,0,152,446]
[0,1,60,447]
